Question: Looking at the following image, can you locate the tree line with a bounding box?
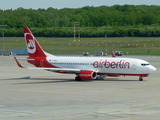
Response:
[0,5,160,37]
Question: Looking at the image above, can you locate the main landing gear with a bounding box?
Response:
[75,76,82,81]
[139,77,143,81]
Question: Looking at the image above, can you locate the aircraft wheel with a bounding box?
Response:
[75,76,82,81]
[139,77,143,81]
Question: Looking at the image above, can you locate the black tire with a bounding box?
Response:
[139,78,143,81]
[75,76,82,81]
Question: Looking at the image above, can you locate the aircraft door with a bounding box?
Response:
[132,61,136,70]
[40,59,44,67]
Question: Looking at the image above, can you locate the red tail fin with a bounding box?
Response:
[23,27,46,58]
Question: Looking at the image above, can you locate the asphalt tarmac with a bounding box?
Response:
[0,55,160,120]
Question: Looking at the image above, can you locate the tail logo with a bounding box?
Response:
[26,33,36,54]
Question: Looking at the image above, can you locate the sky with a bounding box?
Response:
[0,0,160,10]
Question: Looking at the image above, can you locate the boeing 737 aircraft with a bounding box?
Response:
[14,27,156,81]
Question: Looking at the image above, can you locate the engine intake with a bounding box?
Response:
[79,70,97,80]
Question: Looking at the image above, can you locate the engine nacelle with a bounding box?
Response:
[79,70,97,80]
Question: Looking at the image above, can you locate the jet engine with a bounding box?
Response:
[79,70,97,80]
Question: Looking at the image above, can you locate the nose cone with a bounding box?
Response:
[148,65,156,73]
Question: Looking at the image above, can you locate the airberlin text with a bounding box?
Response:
[93,60,130,69]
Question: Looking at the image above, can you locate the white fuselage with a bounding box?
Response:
[46,55,156,75]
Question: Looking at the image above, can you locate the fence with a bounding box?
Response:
[11,49,28,55]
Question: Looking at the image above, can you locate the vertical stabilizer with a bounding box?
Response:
[23,27,46,57]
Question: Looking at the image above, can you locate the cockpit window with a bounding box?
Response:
[141,63,150,66]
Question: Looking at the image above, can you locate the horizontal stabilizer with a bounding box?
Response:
[14,58,35,61]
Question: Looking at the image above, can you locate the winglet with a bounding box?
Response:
[14,57,25,68]
[111,50,116,57]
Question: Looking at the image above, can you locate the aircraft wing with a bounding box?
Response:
[14,57,95,73]
[27,67,81,73]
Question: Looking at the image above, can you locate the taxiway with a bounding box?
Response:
[0,55,160,120]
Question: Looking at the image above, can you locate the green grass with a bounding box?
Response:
[1,37,160,55]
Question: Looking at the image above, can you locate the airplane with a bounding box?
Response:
[14,27,156,81]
